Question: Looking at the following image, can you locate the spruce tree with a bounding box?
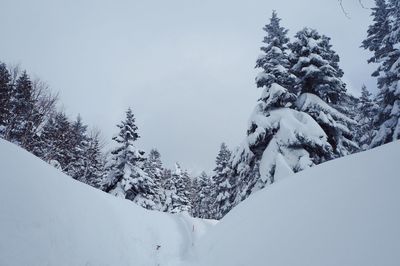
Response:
[143,148,164,210]
[194,171,213,219]
[290,28,346,104]
[367,0,400,147]
[255,11,296,109]
[69,115,90,181]
[355,85,379,150]
[40,112,74,172]
[164,163,191,213]
[190,176,201,217]
[0,63,11,135]
[361,0,391,67]
[290,28,358,156]
[84,131,105,188]
[7,71,39,148]
[212,143,234,219]
[255,11,295,92]
[106,108,159,210]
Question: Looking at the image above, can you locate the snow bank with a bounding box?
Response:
[193,141,400,266]
[0,139,216,266]
[1,138,399,266]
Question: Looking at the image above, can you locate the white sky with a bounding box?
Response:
[0,0,377,174]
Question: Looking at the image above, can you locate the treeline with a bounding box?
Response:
[1,0,399,220]
[0,63,222,218]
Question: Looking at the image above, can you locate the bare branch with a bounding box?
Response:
[358,0,371,9]
[338,0,351,19]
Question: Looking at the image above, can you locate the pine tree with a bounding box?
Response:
[7,71,39,148]
[195,171,214,219]
[106,108,159,210]
[143,148,164,210]
[255,11,295,93]
[212,143,234,219]
[290,28,346,104]
[40,112,74,172]
[255,11,296,110]
[361,0,391,67]
[143,149,163,189]
[161,168,174,212]
[355,85,379,150]
[0,62,11,135]
[190,176,200,217]
[84,131,106,188]
[290,28,359,156]
[164,163,191,213]
[68,115,90,181]
[229,25,337,215]
[367,0,400,147]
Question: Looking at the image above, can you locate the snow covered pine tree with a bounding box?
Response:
[0,62,11,136]
[163,163,191,214]
[230,12,333,209]
[290,27,359,157]
[363,0,400,147]
[212,143,234,219]
[105,108,161,210]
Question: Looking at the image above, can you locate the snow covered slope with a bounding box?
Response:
[193,141,400,266]
[0,139,215,266]
[1,138,399,266]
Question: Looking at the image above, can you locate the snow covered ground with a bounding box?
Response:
[192,140,400,266]
[0,139,216,266]
[1,139,399,266]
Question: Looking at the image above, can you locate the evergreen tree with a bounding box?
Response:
[290,28,346,104]
[290,28,359,156]
[367,0,400,147]
[68,115,90,181]
[194,171,214,219]
[143,149,163,189]
[361,0,391,68]
[106,108,159,210]
[7,71,39,148]
[40,112,74,172]
[228,26,336,215]
[84,131,106,188]
[143,148,164,210]
[255,11,296,110]
[0,63,11,135]
[255,11,295,93]
[355,85,379,150]
[164,163,191,213]
[212,143,234,219]
[161,168,174,211]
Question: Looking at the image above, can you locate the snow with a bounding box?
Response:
[249,105,329,185]
[1,138,400,266]
[0,139,216,266]
[193,141,400,266]
[296,93,356,125]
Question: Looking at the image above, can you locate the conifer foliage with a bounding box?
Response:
[212,143,234,219]
[363,0,400,147]
[290,28,358,156]
[0,63,11,134]
[106,108,160,210]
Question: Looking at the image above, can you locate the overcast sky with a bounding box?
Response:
[0,0,377,174]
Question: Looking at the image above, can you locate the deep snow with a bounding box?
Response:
[1,139,399,266]
[0,139,215,266]
[193,140,400,266]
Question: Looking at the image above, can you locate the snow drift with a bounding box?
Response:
[193,141,400,266]
[0,139,215,266]
[1,138,399,266]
